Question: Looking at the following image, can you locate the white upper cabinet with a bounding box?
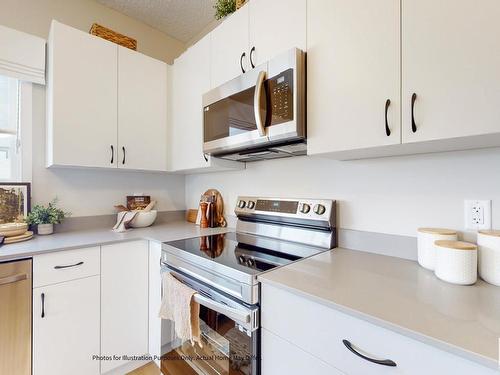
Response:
[47,20,168,171]
[169,36,211,171]
[46,20,117,169]
[402,0,500,144]
[248,0,307,67]
[118,46,167,171]
[307,0,401,156]
[168,36,243,173]
[210,4,250,88]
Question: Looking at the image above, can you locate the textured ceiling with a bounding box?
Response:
[97,0,217,43]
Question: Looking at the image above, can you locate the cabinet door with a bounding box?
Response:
[307,0,401,155]
[262,329,343,375]
[169,36,211,171]
[248,0,306,66]
[148,242,162,367]
[402,0,500,143]
[118,47,167,171]
[210,5,250,88]
[47,21,117,168]
[33,276,100,375]
[101,240,149,373]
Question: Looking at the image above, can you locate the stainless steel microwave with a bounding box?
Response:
[202,48,306,162]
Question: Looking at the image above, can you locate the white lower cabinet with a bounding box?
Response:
[262,283,497,375]
[32,242,152,375]
[101,240,149,373]
[262,329,343,375]
[148,241,162,367]
[33,276,100,375]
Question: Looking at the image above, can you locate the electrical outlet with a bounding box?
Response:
[464,200,492,231]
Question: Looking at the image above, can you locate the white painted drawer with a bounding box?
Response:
[262,283,496,375]
[33,247,100,287]
[262,328,344,375]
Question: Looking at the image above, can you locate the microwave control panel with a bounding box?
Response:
[267,68,294,125]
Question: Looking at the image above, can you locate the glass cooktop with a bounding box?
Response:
[164,232,305,275]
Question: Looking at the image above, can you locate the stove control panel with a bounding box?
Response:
[235,196,335,221]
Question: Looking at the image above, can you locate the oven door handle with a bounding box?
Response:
[254,70,267,137]
[193,293,251,325]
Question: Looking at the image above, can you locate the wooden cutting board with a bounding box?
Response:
[4,231,34,244]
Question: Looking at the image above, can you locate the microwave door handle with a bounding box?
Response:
[254,70,267,137]
[193,293,251,325]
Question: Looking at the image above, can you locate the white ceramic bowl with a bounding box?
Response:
[130,210,157,228]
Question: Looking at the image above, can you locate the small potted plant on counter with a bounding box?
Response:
[26,198,70,235]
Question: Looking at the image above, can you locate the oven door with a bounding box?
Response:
[160,266,260,375]
[203,48,305,156]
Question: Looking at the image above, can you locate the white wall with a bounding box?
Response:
[186,149,500,237]
[32,84,185,217]
[0,0,185,64]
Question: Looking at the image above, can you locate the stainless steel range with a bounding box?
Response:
[160,196,336,375]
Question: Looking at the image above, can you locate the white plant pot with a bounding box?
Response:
[37,223,54,235]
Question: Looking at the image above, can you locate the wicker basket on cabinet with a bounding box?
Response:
[89,23,137,50]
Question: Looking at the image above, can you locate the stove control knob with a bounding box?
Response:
[313,204,326,215]
[247,201,256,209]
[299,203,311,214]
[238,255,246,264]
[246,258,255,267]
[238,200,246,209]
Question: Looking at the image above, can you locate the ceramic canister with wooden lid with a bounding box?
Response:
[434,240,478,285]
[477,230,500,286]
[417,228,457,270]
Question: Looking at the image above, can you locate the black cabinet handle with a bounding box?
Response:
[343,340,397,367]
[41,293,45,318]
[122,146,126,165]
[203,153,209,162]
[411,93,417,133]
[110,145,114,164]
[54,261,84,270]
[250,46,256,69]
[385,99,391,136]
[240,52,246,73]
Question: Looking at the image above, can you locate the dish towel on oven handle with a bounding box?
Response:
[159,272,203,347]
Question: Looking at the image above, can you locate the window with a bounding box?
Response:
[0,75,20,181]
[0,75,31,182]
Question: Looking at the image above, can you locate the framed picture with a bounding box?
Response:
[0,182,31,224]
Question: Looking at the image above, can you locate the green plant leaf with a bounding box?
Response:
[26,198,71,225]
[214,0,236,20]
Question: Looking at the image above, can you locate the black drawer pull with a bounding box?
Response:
[250,46,256,69]
[343,339,397,367]
[41,293,45,318]
[54,261,84,269]
[240,52,246,73]
[411,93,417,133]
[122,146,126,165]
[110,145,114,164]
[385,99,391,136]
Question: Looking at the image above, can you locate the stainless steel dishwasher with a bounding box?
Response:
[0,259,32,375]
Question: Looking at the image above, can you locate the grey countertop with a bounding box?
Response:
[0,221,232,261]
[258,248,500,370]
[2,223,499,369]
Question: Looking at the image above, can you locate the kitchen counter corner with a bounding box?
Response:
[258,248,500,369]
